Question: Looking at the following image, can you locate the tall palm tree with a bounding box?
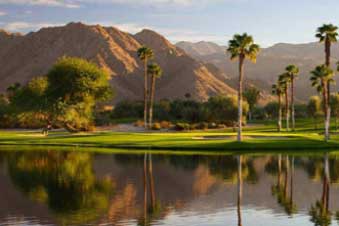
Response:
[316,24,338,101]
[147,63,163,128]
[310,65,334,141]
[285,65,299,131]
[279,73,290,131]
[227,33,260,142]
[137,47,154,129]
[272,83,284,132]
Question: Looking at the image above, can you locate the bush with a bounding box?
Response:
[152,122,161,130]
[134,120,144,127]
[196,122,209,130]
[160,121,172,129]
[174,123,190,131]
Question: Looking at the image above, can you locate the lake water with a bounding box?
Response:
[0,148,338,226]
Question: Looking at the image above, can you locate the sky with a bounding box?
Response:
[1,0,339,47]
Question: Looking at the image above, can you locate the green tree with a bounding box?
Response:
[279,73,290,131]
[49,57,112,131]
[330,94,339,131]
[227,33,260,141]
[137,46,154,129]
[307,96,323,130]
[310,65,334,141]
[272,83,284,132]
[316,24,338,100]
[206,95,249,126]
[243,86,260,121]
[147,63,163,128]
[285,65,299,131]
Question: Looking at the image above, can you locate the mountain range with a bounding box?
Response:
[0,22,236,103]
[1,22,336,104]
[176,41,339,101]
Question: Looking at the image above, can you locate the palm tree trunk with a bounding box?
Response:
[148,154,156,210]
[278,94,282,132]
[144,60,149,129]
[324,82,330,141]
[237,56,244,142]
[291,78,295,131]
[148,74,156,129]
[237,155,243,226]
[325,40,331,103]
[285,87,289,131]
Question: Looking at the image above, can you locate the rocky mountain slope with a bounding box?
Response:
[177,41,339,101]
[0,23,236,103]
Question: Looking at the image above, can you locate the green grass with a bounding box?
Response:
[1,118,339,152]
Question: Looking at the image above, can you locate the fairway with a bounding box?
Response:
[1,119,339,151]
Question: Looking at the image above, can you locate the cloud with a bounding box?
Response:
[0,0,80,8]
[0,10,6,16]
[3,21,61,31]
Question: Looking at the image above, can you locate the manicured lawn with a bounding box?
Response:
[1,119,339,151]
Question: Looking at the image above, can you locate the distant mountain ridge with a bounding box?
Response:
[176,41,339,101]
[0,22,236,103]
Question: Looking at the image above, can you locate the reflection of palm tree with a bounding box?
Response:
[309,153,332,226]
[237,155,243,226]
[139,153,161,226]
[148,154,156,210]
[143,153,148,225]
[278,155,282,188]
[270,155,297,216]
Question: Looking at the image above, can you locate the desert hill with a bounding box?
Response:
[177,41,339,101]
[0,22,236,103]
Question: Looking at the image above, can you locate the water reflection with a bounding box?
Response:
[1,150,339,225]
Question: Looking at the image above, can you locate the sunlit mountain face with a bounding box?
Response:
[0,148,337,226]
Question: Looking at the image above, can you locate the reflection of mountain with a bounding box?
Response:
[2,151,339,225]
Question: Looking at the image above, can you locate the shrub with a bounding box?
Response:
[152,122,161,130]
[134,120,144,127]
[160,121,172,129]
[174,123,190,131]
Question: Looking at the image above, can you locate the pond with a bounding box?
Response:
[0,148,338,226]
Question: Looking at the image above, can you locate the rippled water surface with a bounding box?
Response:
[0,148,338,226]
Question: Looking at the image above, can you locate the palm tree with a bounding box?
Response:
[310,65,334,141]
[147,63,163,129]
[272,83,284,132]
[227,33,260,142]
[279,73,290,131]
[285,65,299,131]
[316,24,338,101]
[137,47,154,129]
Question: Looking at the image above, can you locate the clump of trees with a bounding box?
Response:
[111,95,249,128]
[3,57,113,132]
[137,47,163,129]
[243,86,260,121]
